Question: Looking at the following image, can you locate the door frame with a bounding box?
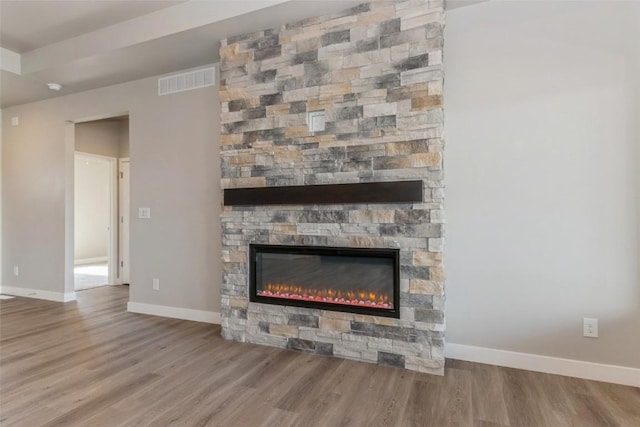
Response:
[64,111,129,298]
[74,152,118,287]
[118,157,130,284]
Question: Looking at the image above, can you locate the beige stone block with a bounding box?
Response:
[413,251,442,267]
[319,317,351,332]
[319,83,351,99]
[220,111,243,123]
[427,80,443,95]
[319,15,357,30]
[391,43,410,61]
[220,134,243,146]
[228,297,248,309]
[275,149,303,163]
[357,6,395,25]
[296,37,321,53]
[228,250,247,263]
[284,126,309,138]
[354,314,397,326]
[283,86,320,103]
[219,87,248,102]
[270,324,299,338]
[349,210,396,223]
[221,177,266,189]
[275,113,306,128]
[309,134,336,144]
[273,224,297,234]
[349,236,386,248]
[412,95,443,111]
[385,141,424,157]
[332,68,361,83]
[229,154,256,166]
[409,279,444,295]
[290,28,326,42]
[412,152,441,167]
[219,43,239,59]
[429,266,446,281]
[266,103,290,116]
[224,51,253,67]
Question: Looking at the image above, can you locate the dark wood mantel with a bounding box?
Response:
[223,180,423,206]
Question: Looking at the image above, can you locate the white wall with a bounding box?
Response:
[74,155,110,262]
[1,65,221,313]
[445,1,640,369]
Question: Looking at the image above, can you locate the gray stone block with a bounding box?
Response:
[322,29,351,47]
[394,53,429,72]
[292,50,318,65]
[259,93,283,106]
[414,309,444,324]
[254,45,282,61]
[287,314,320,328]
[400,292,434,309]
[378,351,406,368]
[253,69,277,83]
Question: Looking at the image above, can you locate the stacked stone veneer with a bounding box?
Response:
[219,0,445,374]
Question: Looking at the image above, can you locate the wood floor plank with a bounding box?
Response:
[1,285,638,427]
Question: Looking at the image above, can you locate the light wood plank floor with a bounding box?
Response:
[1,286,638,426]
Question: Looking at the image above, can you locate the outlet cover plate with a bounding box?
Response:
[583,317,598,338]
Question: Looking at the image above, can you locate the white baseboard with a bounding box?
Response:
[127,301,220,324]
[74,257,108,265]
[0,286,76,303]
[446,343,640,387]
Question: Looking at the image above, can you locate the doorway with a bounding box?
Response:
[74,153,115,290]
[72,115,130,291]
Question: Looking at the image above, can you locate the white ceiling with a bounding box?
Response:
[0,0,479,109]
[0,0,186,53]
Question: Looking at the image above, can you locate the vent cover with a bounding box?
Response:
[158,67,215,96]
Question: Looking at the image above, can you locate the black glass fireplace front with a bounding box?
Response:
[250,244,400,318]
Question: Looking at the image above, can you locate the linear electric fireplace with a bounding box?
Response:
[250,244,400,318]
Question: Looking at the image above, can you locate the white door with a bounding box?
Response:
[119,159,130,284]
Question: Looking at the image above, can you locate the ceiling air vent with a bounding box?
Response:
[158,67,215,96]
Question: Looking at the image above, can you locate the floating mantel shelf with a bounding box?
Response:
[223,180,423,206]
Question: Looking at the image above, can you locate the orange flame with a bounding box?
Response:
[261,283,391,305]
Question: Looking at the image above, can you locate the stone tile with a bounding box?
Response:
[377,351,406,368]
[288,314,320,328]
[414,309,444,324]
[322,29,351,46]
[270,324,300,338]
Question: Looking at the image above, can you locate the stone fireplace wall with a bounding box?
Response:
[219,0,445,374]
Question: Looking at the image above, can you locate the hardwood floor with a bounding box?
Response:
[1,286,638,426]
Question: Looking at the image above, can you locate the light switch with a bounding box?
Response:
[138,207,151,219]
[11,117,19,126]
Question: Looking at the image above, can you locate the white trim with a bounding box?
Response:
[74,256,108,265]
[0,286,76,303]
[127,301,220,324]
[446,343,640,387]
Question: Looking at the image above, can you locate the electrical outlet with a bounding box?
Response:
[13,266,19,276]
[153,278,160,291]
[583,317,598,338]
